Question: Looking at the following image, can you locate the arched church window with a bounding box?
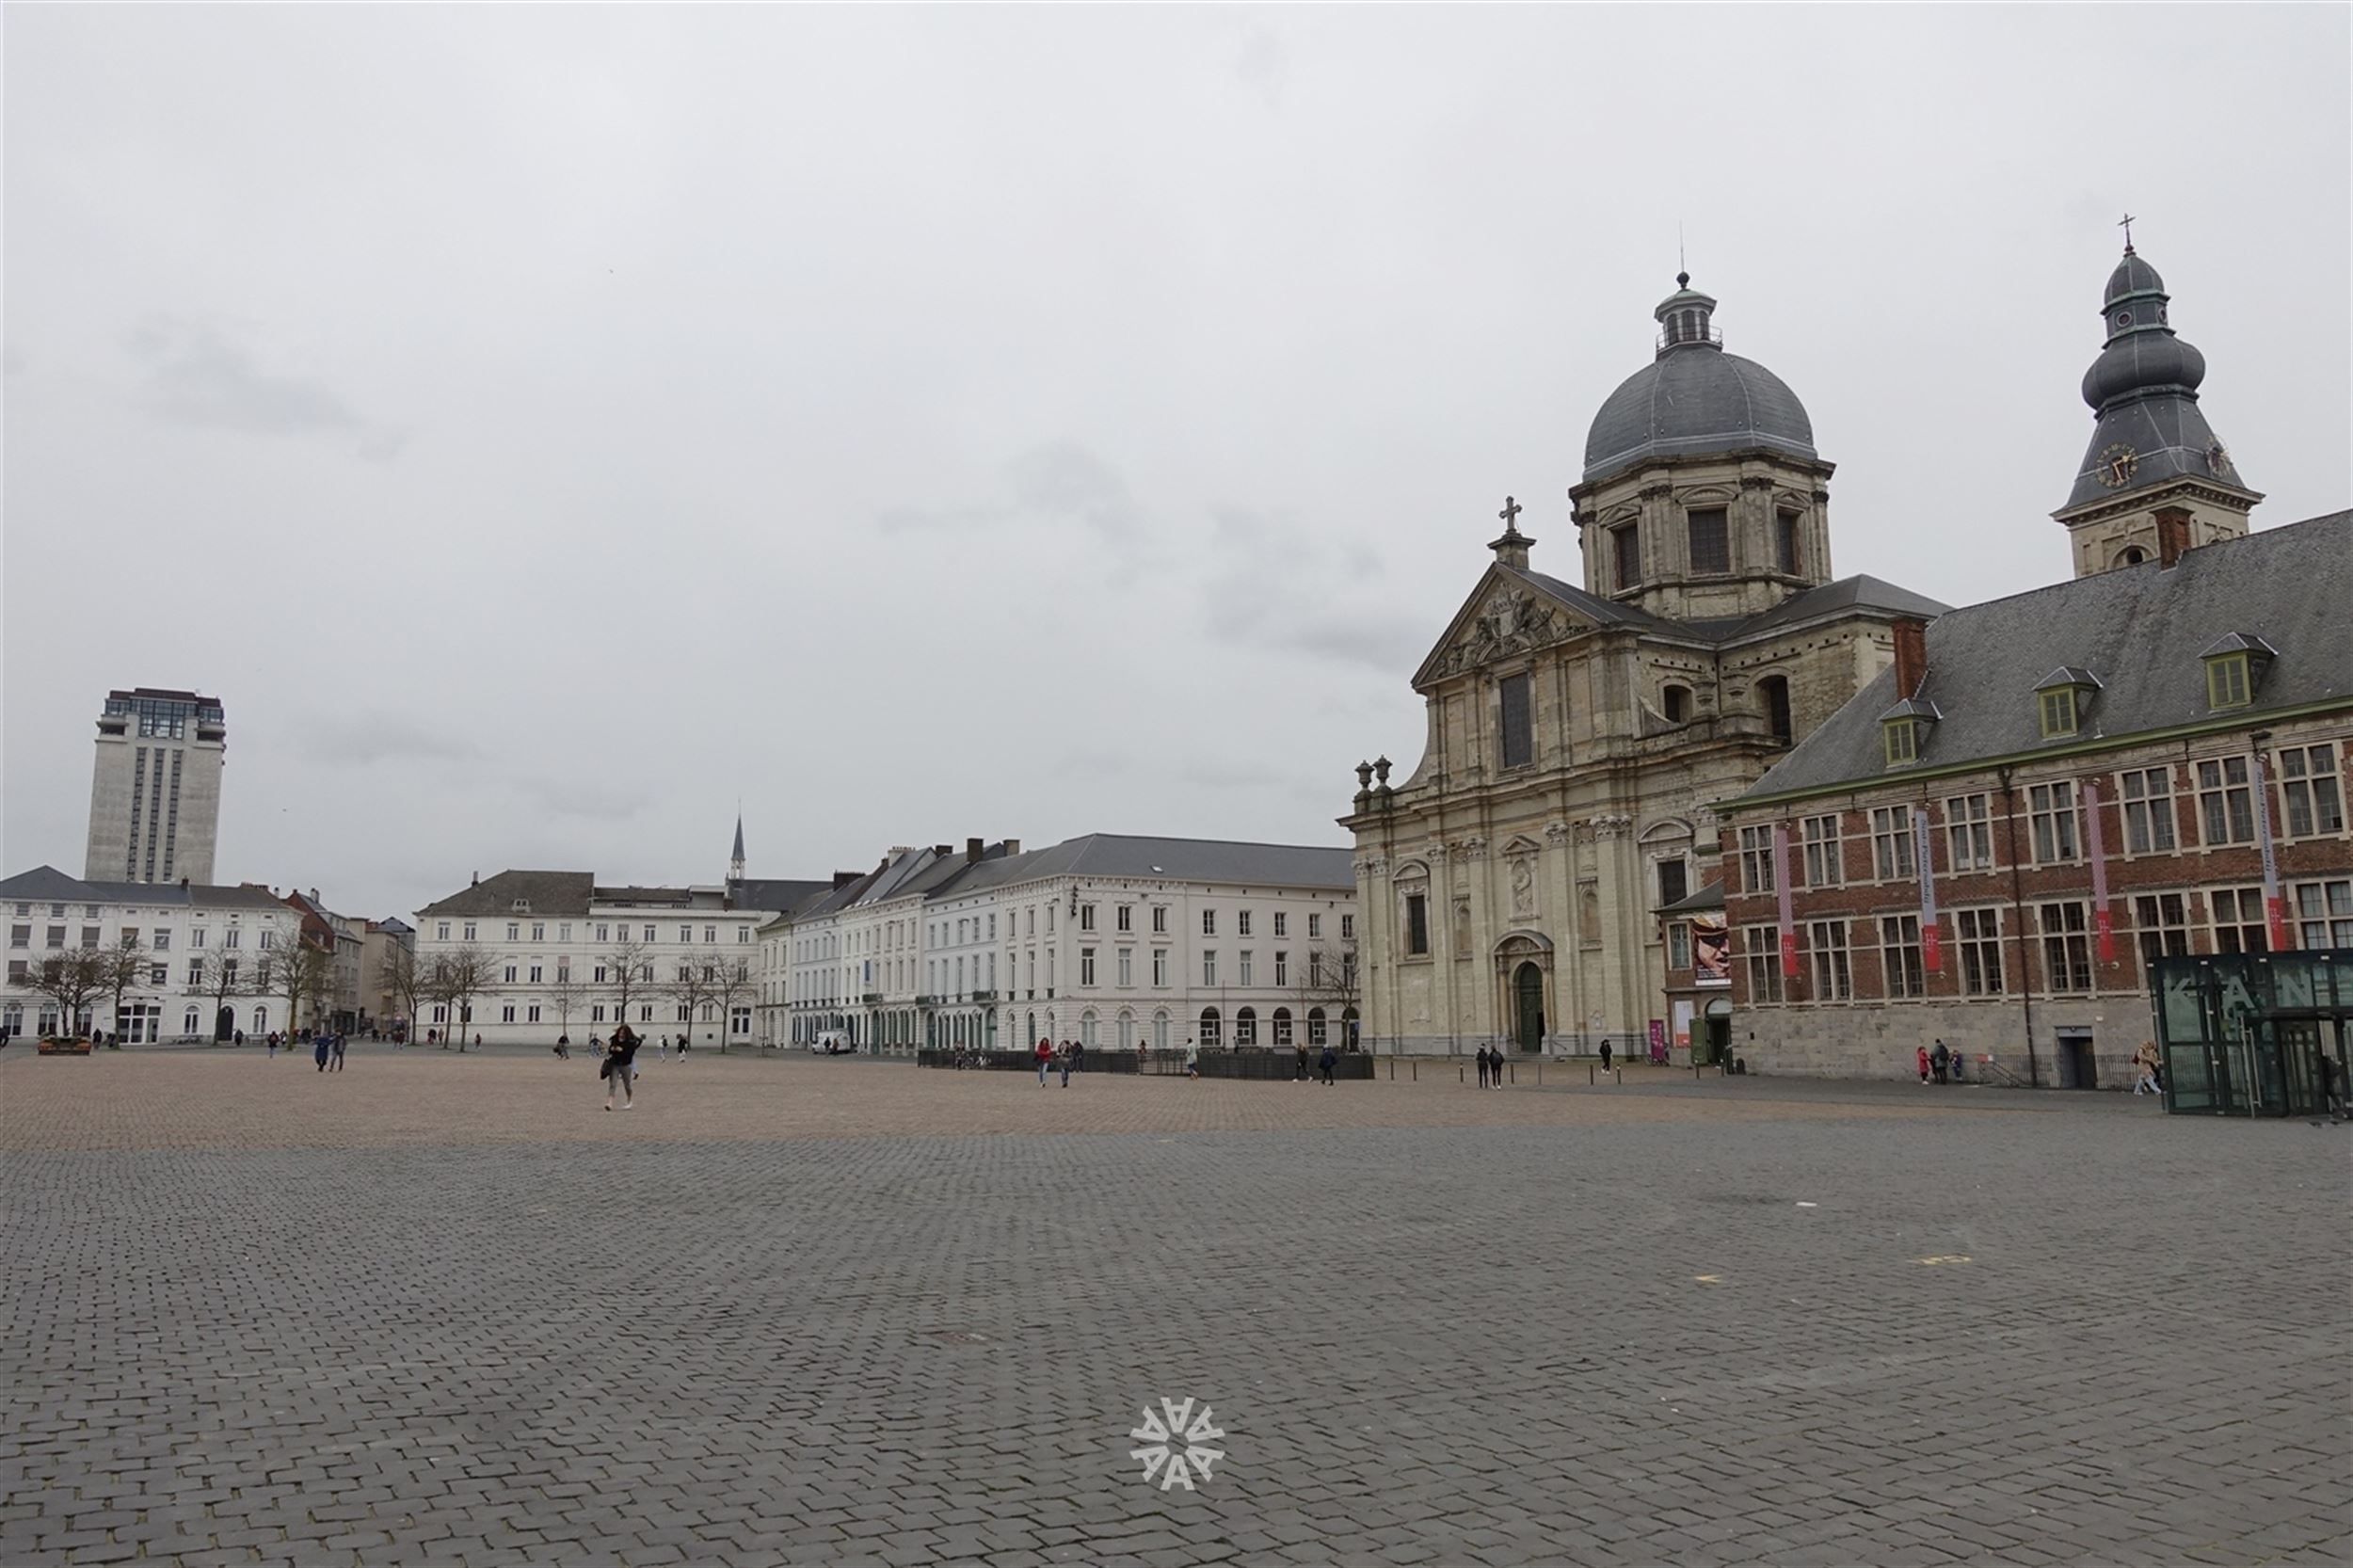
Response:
[1776,511,1803,574]
[1760,675,1794,746]
[1612,524,1641,591]
[1663,684,1690,724]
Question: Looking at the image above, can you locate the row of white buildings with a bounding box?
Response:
[408,828,1361,1054]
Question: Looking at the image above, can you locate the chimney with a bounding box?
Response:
[1891,617,1929,699]
[1004,839,1021,856]
[967,838,984,863]
[934,844,952,859]
[2154,506,2192,568]
[833,871,859,888]
[471,871,479,887]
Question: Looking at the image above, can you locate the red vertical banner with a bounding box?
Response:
[2084,776,2115,964]
[1772,822,1800,978]
[1913,805,1942,973]
[2253,749,2290,950]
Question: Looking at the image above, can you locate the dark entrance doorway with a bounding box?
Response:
[1513,962,1545,1053]
[1704,1000,1733,1066]
[214,1006,234,1043]
[2055,1028,2097,1089]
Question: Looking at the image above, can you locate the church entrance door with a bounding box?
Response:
[1513,962,1545,1053]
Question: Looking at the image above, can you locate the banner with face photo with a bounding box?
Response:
[1691,914,1731,985]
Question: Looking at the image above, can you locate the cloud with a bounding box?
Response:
[127,318,399,457]
[875,442,1146,550]
[298,712,481,769]
[1198,506,1420,672]
[516,776,652,823]
[1232,21,1290,111]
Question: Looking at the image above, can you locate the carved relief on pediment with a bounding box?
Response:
[1430,587,1577,679]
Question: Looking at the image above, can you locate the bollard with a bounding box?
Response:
[1589,1063,1595,1086]
[1412,1060,1417,1081]
[1387,1057,1395,1080]
[1537,1062,1543,1085]
[1509,1063,1516,1085]
[1617,1068,1623,1086]
[1459,1064,1465,1084]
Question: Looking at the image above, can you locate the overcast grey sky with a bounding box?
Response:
[5,7,2347,922]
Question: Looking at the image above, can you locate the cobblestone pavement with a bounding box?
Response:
[4,1051,2346,1567]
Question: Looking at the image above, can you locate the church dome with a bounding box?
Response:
[2105,250,2166,308]
[1581,275,1817,484]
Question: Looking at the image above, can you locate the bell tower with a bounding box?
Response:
[2053,228,2262,577]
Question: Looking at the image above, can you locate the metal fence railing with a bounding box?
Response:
[916,1047,1372,1080]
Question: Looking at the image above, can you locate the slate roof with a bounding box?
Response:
[1505,567,1948,648]
[1658,879,1726,916]
[0,867,289,910]
[415,871,595,919]
[1582,345,1817,485]
[1738,510,2353,802]
[729,877,832,917]
[929,833,1355,896]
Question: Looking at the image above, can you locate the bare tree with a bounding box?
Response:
[429,941,504,1048]
[707,950,754,1053]
[1295,940,1363,1049]
[187,950,250,1042]
[545,964,584,1043]
[384,942,428,1042]
[96,935,148,1047]
[258,935,333,1038]
[28,949,111,1041]
[667,952,721,1049]
[600,937,652,1033]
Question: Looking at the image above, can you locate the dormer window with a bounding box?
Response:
[2201,633,2275,711]
[511,898,531,913]
[1880,697,1939,769]
[2034,668,2101,740]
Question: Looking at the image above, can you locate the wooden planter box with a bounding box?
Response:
[36,1037,94,1056]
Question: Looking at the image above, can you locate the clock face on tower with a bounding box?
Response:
[2097,443,2140,488]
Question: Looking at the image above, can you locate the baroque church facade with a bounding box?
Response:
[1340,275,1945,1059]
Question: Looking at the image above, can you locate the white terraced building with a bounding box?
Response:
[763,833,1361,1057]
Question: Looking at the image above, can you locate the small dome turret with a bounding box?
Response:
[1581,275,1817,484]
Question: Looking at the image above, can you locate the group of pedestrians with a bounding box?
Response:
[1034,1037,1086,1086]
[1289,1042,1338,1083]
[1914,1040,1962,1084]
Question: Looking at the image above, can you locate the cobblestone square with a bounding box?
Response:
[4,1048,2346,1567]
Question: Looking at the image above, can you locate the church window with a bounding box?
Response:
[1760,676,1793,746]
[1662,684,1689,724]
[1687,508,1730,575]
[1498,673,1533,769]
[1777,511,1802,574]
[1404,894,1429,956]
[1612,525,1641,590]
[1657,858,1689,909]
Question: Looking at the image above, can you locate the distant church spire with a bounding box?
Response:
[729,811,746,883]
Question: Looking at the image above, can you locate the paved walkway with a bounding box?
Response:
[3,1048,2345,1567]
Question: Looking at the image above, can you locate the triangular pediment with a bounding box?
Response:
[1412,566,1596,688]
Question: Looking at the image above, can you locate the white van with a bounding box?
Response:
[810,1031,856,1056]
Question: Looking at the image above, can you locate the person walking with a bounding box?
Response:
[1475,1046,1490,1089]
[1035,1036,1053,1087]
[313,1034,330,1072]
[603,1026,642,1111]
[1296,1040,1310,1082]
[659,1034,671,1062]
[266,1034,279,1061]
[1319,1044,1337,1085]
[2132,1040,2163,1096]
[1929,1039,1950,1086]
[1184,1040,1200,1080]
[1067,1037,1084,1085]
[1916,1044,1932,1084]
[329,1033,346,1072]
[1600,1040,1613,1074]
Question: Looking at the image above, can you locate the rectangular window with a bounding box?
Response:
[1612,525,1641,590]
[1202,951,1218,985]
[1239,951,1254,986]
[1116,904,1133,933]
[1404,895,1428,956]
[1657,858,1689,909]
[2028,782,2079,864]
[1273,951,1289,985]
[2292,878,2353,949]
[151,964,168,984]
[2206,654,2250,710]
[1150,906,1167,935]
[2120,767,2178,853]
[2133,892,2190,967]
[501,1004,516,1023]
[1668,922,1691,971]
[1308,914,1322,939]
[1776,511,1801,574]
[559,923,571,942]
[2038,902,2093,991]
[528,1005,541,1023]
[506,922,520,942]
[463,922,477,941]
[152,930,170,952]
[1273,912,1287,937]
[1080,948,1096,986]
[2280,744,2345,838]
[7,925,25,948]
[1687,508,1730,574]
[1871,806,1916,880]
[1238,911,1253,937]
[1340,914,1353,941]
[1202,909,1217,936]
[1957,908,2004,997]
[2038,688,2078,738]
[1801,814,1843,888]
[1498,672,1533,769]
[1945,793,1993,871]
[1152,948,1169,986]
[528,964,542,984]
[1880,914,1925,999]
[595,924,609,943]
[1117,948,1133,986]
[2211,887,2269,954]
[1883,719,1919,767]
[2198,758,2256,845]
[1080,904,1096,932]
[592,1004,606,1023]
[1806,920,1850,1001]
[1738,825,1776,894]
[45,925,65,949]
